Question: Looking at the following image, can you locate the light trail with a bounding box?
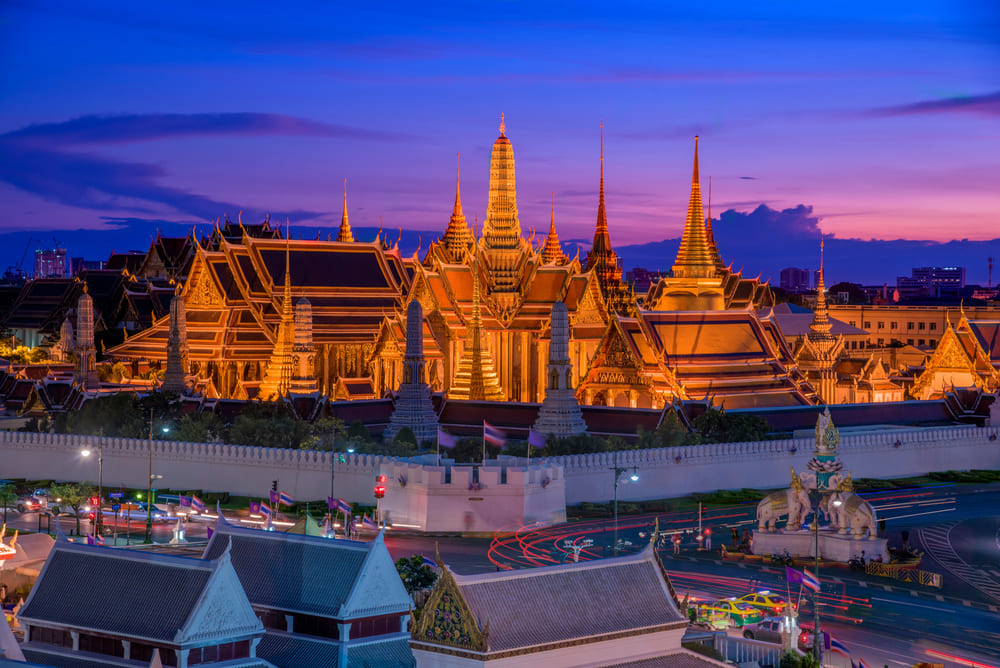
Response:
[925,649,998,668]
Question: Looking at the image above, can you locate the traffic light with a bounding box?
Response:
[271,480,278,492]
[89,497,99,507]
[374,475,387,499]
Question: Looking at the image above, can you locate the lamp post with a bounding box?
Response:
[809,488,823,664]
[145,412,169,544]
[330,444,355,535]
[611,450,639,556]
[81,442,103,538]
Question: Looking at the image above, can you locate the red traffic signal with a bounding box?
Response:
[374,475,387,499]
[89,497,100,507]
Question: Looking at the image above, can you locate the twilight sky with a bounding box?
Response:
[1,1,998,285]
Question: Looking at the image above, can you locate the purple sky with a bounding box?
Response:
[1,1,998,284]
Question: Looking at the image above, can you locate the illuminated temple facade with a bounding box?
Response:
[108,119,818,409]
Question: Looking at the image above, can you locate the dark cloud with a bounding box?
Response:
[739,176,758,180]
[4,112,412,145]
[616,203,1000,285]
[865,91,1000,118]
[0,138,326,223]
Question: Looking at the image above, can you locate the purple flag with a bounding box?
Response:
[327,496,336,510]
[178,494,191,507]
[269,489,279,506]
[528,428,547,449]
[250,501,260,515]
[437,428,458,449]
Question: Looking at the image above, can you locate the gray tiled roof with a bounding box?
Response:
[203,523,368,617]
[345,636,415,667]
[22,647,274,668]
[603,652,729,668]
[454,545,686,652]
[19,541,213,642]
[257,631,414,668]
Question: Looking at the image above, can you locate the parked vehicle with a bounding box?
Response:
[742,616,810,651]
[16,496,46,513]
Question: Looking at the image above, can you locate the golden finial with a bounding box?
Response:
[499,113,506,136]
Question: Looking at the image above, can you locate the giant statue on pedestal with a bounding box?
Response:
[752,408,887,562]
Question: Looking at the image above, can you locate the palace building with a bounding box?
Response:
[105,119,818,410]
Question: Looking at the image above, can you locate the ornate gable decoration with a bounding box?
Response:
[413,567,487,653]
[176,553,262,645]
[188,264,222,307]
[572,278,606,326]
[338,534,412,619]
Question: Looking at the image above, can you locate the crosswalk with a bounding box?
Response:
[918,523,1000,604]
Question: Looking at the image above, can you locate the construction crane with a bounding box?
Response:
[3,236,34,281]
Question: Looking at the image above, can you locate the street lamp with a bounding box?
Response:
[145,415,170,544]
[809,488,824,664]
[611,450,639,556]
[81,443,103,538]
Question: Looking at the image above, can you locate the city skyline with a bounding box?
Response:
[1,1,999,283]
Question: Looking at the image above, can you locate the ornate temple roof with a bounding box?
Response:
[670,137,716,279]
[412,543,687,657]
[540,194,568,265]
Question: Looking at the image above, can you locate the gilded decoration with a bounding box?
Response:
[414,568,487,652]
[815,408,840,455]
[572,283,605,326]
[190,268,221,307]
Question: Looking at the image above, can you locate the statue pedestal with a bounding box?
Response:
[753,528,887,563]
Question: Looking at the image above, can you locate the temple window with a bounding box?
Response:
[877,338,884,346]
[929,322,937,330]
[907,322,914,330]
[918,322,925,330]
[29,626,72,648]
[877,321,884,330]
[891,321,898,329]
[78,633,127,659]
[864,321,871,329]
[929,339,936,347]
[908,339,914,345]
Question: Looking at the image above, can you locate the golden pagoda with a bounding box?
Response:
[645,136,725,311]
[793,238,846,403]
[439,153,475,262]
[447,251,504,401]
[258,230,295,399]
[540,194,568,265]
[481,114,534,316]
[337,179,355,243]
[584,122,634,315]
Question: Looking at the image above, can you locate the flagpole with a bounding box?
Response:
[482,421,486,465]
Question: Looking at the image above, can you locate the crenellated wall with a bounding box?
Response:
[1,424,998,508]
[550,424,1000,504]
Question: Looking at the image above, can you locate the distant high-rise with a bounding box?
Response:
[897,266,965,299]
[35,248,67,278]
[780,267,812,292]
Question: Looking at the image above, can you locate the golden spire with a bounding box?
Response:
[499,112,506,137]
[447,247,504,401]
[541,192,566,265]
[585,120,623,287]
[259,220,295,399]
[482,115,522,293]
[337,178,355,242]
[705,175,724,270]
[809,236,833,339]
[671,136,717,278]
[442,152,473,259]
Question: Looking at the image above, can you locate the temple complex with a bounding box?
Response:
[103,119,819,410]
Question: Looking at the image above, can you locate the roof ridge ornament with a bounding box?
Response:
[499,112,505,136]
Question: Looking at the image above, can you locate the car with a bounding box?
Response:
[79,502,171,524]
[739,591,792,617]
[742,616,811,651]
[697,599,763,628]
[16,496,46,513]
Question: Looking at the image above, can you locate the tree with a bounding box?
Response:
[0,483,16,525]
[49,482,95,536]
[229,401,311,448]
[168,412,226,443]
[637,412,700,449]
[65,393,145,438]
[780,650,820,668]
[692,410,770,443]
[395,555,438,595]
[303,417,347,451]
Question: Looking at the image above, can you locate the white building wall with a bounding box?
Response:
[1,424,997,509]
[412,627,686,667]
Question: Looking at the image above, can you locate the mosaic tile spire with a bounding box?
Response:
[74,283,99,389]
[482,113,522,291]
[533,301,587,436]
[540,193,567,265]
[163,283,188,394]
[259,230,295,399]
[448,251,504,401]
[442,153,474,260]
[384,299,439,443]
[585,121,623,286]
[290,297,318,394]
[337,179,355,243]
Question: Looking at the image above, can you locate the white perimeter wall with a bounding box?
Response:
[1,424,998,507]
